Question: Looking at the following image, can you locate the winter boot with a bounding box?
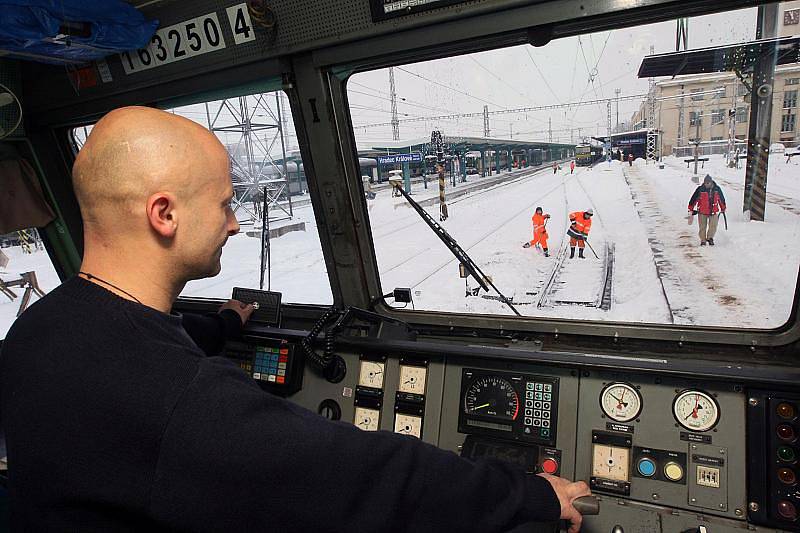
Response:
[543,248,549,257]
[570,247,575,259]
[700,240,707,246]
[579,248,585,259]
[708,238,715,246]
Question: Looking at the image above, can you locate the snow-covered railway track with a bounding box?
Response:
[536,169,615,310]
[372,164,558,241]
[406,172,578,292]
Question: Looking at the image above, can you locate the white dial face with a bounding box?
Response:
[600,383,642,422]
[394,413,423,438]
[673,390,719,432]
[592,444,630,482]
[358,360,385,389]
[354,407,380,431]
[398,365,427,394]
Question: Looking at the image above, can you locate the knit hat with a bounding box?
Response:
[585,209,594,216]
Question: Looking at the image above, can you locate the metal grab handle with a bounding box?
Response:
[572,496,600,516]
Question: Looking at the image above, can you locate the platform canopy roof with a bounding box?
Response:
[638,36,800,79]
[367,135,574,155]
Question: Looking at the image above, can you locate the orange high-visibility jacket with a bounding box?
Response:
[532,213,549,232]
[569,211,592,236]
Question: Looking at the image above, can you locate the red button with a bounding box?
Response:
[279,355,288,363]
[279,348,289,355]
[277,376,285,384]
[541,458,559,474]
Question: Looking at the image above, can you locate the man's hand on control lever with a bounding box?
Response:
[538,473,592,533]
[219,299,256,325]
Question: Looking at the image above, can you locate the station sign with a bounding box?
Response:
[377,152,423,165]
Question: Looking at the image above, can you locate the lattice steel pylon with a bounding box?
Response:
[389,67,400,141]
[606,101,612,138]
[483,105,490,137]
[646,45,658,164]
[677,84,686,147]
[206,94,292,224]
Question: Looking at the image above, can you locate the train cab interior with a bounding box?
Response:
[2,0,800,531]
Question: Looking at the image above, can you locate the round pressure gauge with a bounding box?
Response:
[673,390,720,432]
[600,382,642,422]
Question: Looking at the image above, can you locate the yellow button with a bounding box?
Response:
[664,461,684,482]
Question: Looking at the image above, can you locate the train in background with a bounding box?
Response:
[575,143,603,166]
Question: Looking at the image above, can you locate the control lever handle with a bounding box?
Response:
[572,496,600,516]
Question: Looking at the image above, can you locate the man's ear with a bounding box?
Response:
[146,192,179,238]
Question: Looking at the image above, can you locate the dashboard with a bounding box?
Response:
[224,335,800,532]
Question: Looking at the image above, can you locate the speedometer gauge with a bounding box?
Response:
[600,382,642,422]
[464,376,519,421]
[673,390,720,432]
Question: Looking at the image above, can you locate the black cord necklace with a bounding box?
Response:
[78,271,142,304]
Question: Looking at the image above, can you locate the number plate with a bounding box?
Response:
[120,11,228,74]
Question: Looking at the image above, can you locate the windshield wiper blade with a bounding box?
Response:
[390,183,522,317]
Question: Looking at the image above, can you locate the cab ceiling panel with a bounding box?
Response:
[25,0,763,122]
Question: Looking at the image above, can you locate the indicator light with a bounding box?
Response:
[777,424,796,442]
[777,403,796,420]
[663,461,684,482]
[637,458,656,477]
[778,446,796,463]
[778,500,797,521]
[778,468,797,485]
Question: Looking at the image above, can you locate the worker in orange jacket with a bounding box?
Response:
[523,207,550,256]
[567,209,593,259]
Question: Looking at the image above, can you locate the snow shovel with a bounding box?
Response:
[722,211,728,230]
[584,239,600,259]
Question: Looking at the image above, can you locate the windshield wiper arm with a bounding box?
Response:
[390,183,522,317]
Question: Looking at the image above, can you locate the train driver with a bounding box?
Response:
[1,106,592,532]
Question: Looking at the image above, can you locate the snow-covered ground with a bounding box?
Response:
[367,154,798,328]
[0,244,61,338]
[3,153,798,338]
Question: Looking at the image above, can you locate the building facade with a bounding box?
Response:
[632,1,800,156]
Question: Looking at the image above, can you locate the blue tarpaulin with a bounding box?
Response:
[0,0,158,64]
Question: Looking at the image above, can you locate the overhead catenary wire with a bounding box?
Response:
[396,66,507,110]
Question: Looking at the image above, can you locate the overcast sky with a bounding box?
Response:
[347,6,759,148]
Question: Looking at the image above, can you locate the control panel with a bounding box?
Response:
[350,355,431,440]
[576,373,746,522]
[220,337,790,532]
[224,337,303,396]
[458,368,559,446]
[747,390,800,531]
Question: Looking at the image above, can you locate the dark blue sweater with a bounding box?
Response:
[0,276,560,531]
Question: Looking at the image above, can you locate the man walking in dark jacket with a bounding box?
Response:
[688,174,726,246]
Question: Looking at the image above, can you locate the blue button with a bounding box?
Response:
[638,458,656,477]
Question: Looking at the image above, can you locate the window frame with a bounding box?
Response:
[332,4,800,348]
[59,79,342,311]
[783,89,798,109]
[781,111,796,133]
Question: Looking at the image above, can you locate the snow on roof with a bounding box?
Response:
[656,63,800,87]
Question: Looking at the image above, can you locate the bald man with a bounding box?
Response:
[1,107,589,532]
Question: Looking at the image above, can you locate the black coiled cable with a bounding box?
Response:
[300,307,344,381]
